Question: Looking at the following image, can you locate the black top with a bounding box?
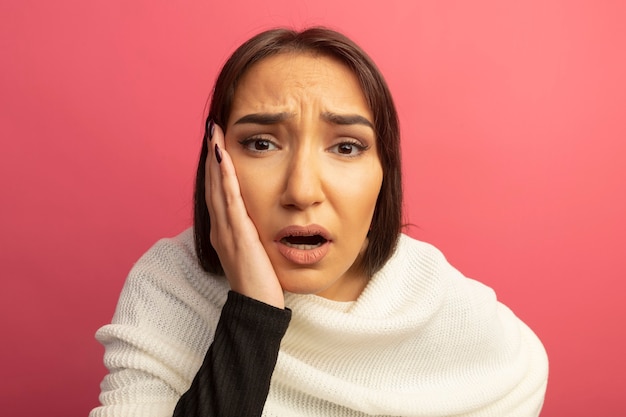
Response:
[173,291,292,417]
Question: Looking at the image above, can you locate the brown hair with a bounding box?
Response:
[194,27,402,277]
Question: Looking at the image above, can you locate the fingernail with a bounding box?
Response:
[214,143,222,164]
[208,119,215,141]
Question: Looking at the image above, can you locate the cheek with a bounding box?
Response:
[231,161,278,227]
[341,164,382,217]
[330,177,381,248]
[236,172,261,214]
[357,184,381,227]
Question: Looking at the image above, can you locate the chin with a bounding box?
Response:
[276,269,335,296]
[278,278,327,296]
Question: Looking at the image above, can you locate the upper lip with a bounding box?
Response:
[274,224,332,242]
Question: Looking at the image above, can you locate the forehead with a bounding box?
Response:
[230,52,370,118]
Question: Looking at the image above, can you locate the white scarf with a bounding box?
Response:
[264,234,548,416]
[90,231,547,417]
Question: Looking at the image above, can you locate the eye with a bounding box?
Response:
[239,137,279,153]
[329,141,368,157]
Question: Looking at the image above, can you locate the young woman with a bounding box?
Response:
[90,28,548,417]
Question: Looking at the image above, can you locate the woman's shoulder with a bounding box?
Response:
[94,229,229,403]
[378,234,526,335]
[135,227,197,272]
[104,228,230,333]
[394,233,548,362]
[394,233,548,401]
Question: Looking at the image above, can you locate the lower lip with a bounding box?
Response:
[275,241,330,265]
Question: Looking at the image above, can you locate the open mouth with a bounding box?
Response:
[280,234,328,250]
[275,225,331,264]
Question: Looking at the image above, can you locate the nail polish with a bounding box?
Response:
[215,143,222,164]
[208,120,215,141]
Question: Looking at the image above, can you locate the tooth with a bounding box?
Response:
[284,242,321,250]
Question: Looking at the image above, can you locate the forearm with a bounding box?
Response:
[173,291,291,417]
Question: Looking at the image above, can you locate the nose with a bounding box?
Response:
[279,148,325,210]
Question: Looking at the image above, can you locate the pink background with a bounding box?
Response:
[2,0,625,416]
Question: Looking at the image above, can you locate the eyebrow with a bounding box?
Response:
[234,112,294,125]
[321,112,374,129]
[233,111,374,129]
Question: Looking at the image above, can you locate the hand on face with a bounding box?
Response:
[205,122,285,309]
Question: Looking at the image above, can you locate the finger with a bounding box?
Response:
[206,124,254,248]
[205,123,227,229]
[205,124,233,255]
[207,125,264,255]
[213,134,256,242]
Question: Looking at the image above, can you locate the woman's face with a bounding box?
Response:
[224,52,383,301]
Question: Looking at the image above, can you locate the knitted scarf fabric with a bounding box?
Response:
[268,234,547,416]
[90,230,548,417]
